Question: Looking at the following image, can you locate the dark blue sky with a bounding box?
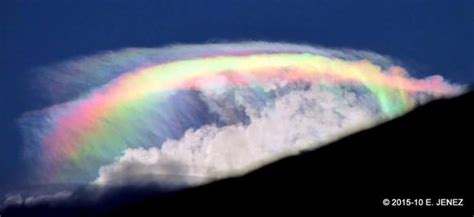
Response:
[0,0,472,189]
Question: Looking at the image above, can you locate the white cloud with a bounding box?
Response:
[19,41,461,187]
[24,191,72,207]
[3,194,23,207]
[1,191,72,209]
[94,84,382,186]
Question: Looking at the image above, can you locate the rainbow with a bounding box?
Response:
[20,43,460,184]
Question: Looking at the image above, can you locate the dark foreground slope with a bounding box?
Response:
[4,91,473,216]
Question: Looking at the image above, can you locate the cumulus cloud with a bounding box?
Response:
[2,191,72,210]
[94,84,381,186]
[18,41,461,188]
[24,191,72,207]
[3,194,23,207]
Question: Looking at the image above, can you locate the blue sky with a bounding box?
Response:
[0,0,472,190]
